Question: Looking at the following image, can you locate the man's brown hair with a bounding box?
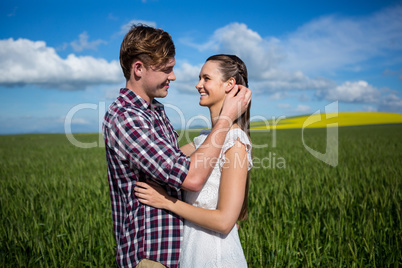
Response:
[120,24,175,80]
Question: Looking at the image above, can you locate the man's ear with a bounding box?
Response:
[132,61,144,79]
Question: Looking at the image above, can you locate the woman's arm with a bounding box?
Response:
[135,140,249,235]
[180,142,196,156]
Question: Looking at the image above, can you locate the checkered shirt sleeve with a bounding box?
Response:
[108,110,188,189]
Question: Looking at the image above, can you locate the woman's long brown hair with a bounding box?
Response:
[206,54,252,221]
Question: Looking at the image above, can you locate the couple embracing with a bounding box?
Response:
[103,24,253,268]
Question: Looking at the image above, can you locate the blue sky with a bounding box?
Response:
[0,0,401,134]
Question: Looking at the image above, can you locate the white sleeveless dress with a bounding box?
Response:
[179,128,253,268]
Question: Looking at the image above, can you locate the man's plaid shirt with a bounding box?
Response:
[103,88,190,268]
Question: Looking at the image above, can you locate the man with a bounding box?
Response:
[103,24,251,268]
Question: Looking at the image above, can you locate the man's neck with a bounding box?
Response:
[125,81,153,104]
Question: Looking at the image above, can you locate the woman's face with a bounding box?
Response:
[196,60,228,108]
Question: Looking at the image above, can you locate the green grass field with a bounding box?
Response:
[1,125,401,267]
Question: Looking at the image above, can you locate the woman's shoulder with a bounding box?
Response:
[226,127,250,144]
[222,126,251,154]
[220,126,253,170]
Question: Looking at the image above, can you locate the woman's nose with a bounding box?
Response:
[195,80,202,90]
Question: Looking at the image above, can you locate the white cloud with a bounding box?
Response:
[294,104,311,113]
[206,23,285,79]
[179,37,218,52]
[105,87,121,100]
[298,93,311,102]
[180,23,333,93]
[68,117,90,125]
[0,38,122,90]
[250,72,334,93]
[317,81,380,103]
[282,6,402,73]
[178,6,402,110]
[276,103,311,113]
[70,32,107,52]
[383,68,402,80]
[379,93,402,113]
[363,106,377,112]
[269,92,289,100]
[172,61,202,93]
[315,80,402,112]
[277,103,291,109]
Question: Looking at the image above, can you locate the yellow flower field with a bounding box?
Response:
[251,112,402,129]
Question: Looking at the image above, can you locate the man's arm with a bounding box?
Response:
[107,111,190,190]
[181,85,251,192]
[179,142,196,156]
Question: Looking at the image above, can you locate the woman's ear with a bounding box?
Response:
[225,77,236,92]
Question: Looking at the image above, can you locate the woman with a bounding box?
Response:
[135,54,252,267]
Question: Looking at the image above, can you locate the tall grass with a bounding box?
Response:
[0,134,115,267]
[0,125,401,267]
[242,125,401,267]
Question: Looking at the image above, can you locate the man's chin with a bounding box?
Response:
[155,92,168,99]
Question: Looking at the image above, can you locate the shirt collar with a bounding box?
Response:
[120,88,164,111]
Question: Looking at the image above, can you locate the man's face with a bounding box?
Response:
[142,57,176,101]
